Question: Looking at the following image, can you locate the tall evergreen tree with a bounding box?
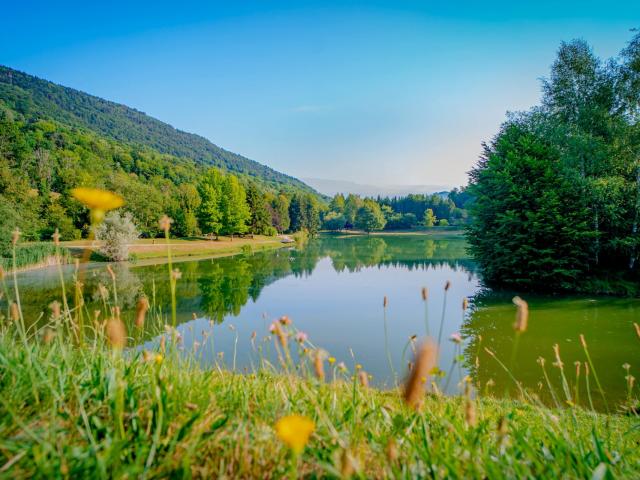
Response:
[270,193,291,233]
[245,183,271,234]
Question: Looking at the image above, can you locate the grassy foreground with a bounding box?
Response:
[0,331,639,479]
[1,206,638,478]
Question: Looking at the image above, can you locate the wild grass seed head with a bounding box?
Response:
[106,318,126,349]
[10,302,19,322]
[358,370,369,387]
[12,228,21,246]
[314,349,325,381]
[49,301,61,320]
[512,296,528,333]
[403,338,437,410]
[135,296,150,329]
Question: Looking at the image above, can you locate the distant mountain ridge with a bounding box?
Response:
[0,65,315,193]
[303,177,451,198]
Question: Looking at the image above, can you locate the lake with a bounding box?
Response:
[11,233,640,410]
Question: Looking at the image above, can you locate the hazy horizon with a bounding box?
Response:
[2,0,638,187]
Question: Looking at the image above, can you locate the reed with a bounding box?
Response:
[382,295,397,385]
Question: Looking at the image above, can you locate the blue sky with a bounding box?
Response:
[2,1,638,187]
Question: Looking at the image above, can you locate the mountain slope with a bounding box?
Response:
[0,65,314,193]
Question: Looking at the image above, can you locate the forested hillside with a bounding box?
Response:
[0,66,315,193]
[0,66,323,248]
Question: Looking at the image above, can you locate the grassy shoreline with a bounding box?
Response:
[66,235,290,261]
[0,335,638,478]
[6,235,298,274]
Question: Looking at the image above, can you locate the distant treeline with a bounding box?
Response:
[468,31,640,293]
[321,190,472,232]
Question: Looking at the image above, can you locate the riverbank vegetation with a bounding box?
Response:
[468,31,640,294]
[0,241,72,272]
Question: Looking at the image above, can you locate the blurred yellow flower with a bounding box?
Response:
[275,414,315,454]
[71,188,124,212]
[328,356,336,364]
[155,354,163,365]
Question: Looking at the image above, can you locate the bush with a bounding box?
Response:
[263,226,278,237]
[94,211,140,262]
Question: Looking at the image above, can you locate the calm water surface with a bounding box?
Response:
[13,234,640,409]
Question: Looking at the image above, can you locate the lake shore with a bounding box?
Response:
[63,234,289,260]
[3,236,291,274]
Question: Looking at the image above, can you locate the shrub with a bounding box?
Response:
[94,211,140,262]
[264,226,278,237]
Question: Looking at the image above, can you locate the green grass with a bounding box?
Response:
[0,333,638,479]
[61,235,287,262]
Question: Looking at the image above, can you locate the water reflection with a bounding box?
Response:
[14,234,474,331]
[9,233,639,410]
[461,292,640,410]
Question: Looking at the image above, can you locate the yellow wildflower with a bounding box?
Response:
[275,415,315,454]
[328,356,336,364]
[71,188,124,213]
[155,354,163,365]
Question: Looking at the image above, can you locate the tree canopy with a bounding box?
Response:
[467,32,640,293]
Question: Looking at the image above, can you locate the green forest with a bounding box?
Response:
[321,189,471,232]
[467,31,640,294]
[0,66,314,192]
[0,67,325,255]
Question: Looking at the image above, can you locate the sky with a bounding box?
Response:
[1,1,639,188]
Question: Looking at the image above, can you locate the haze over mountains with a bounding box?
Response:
[303,178,451,198]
